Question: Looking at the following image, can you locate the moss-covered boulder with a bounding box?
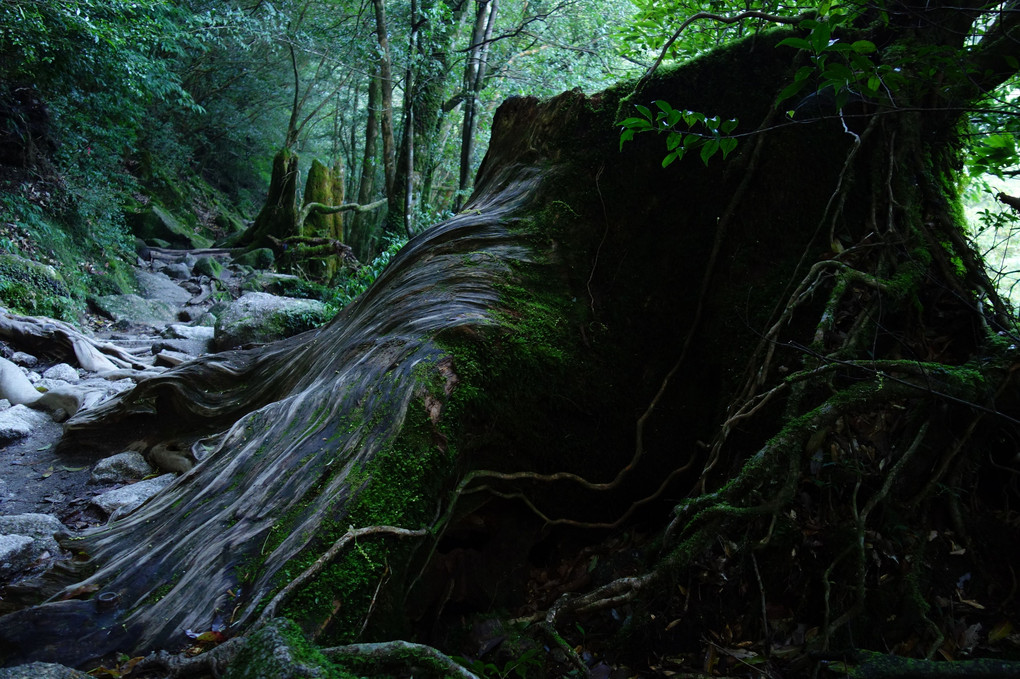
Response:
[223,619,352,679]
[193,256,224,279]
[89,293,178,327]
[232,248,275,270]
[0,254,80,321]
[126,204,214,250]
[213,292,330,350]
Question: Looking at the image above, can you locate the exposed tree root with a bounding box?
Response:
[321,640,480,678]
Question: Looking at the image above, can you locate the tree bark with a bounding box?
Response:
[372,0,397,205]
[455,0,498,210]
[349,70,382,260]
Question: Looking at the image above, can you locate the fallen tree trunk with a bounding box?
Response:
[2,17,1019,677]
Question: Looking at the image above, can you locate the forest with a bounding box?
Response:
[2,0,1020,677]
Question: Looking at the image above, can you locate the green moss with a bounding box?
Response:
[270,372,455,643]
[224,618,359,679]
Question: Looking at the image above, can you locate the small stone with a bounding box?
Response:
[42,363,79,383]
[0,662,92,678]
[0,405,51,443]
[0,534,34,572]
[0,513,67,558]
[9,352,38,368]
[90,451,155,484]
[165,262,191,280]
[91,474,176,517]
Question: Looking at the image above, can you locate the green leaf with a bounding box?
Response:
[682,110,705,127]
[700,139,719,165]
[619,128,635,150]
[851,39,877,53]
[720,137,739,158]
[654,99,673,114]
[619,117,652,129]
[777,77,810,104]
[634,104,652,119]
[666,132,683,150]
[810,22,832,53]
[777,36,811,51]
[720,118,738,135]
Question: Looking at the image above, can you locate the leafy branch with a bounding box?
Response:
[619,100,738,166]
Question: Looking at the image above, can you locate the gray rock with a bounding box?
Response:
[134,268,192,305]
[90,473,176,517]
[177,305,214,323]
[41,363,79,383]
[0,662,90,678]
[90,293,178,327]
[0,398,10,410]
[0,404,51,443]
[90,451,155,484]
[0,535,34,573]
[165,262,192,280]
[9,352,37,368]
[154,350,191,367]
[214,292,330,350]
[166,323,216,342]
[0,513,67,562]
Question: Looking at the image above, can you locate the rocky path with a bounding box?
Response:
[0,247,333,607]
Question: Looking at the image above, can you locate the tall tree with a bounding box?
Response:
[372,0,398,207]
[455,0,498,209]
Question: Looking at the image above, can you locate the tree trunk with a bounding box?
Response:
[299,158,345,280]
[237,147,299,249]
[2,16,1019,677]
[349,72,382,260]
[372,0,397,207]
[455,0,497,210]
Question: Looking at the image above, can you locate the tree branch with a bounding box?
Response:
[633,11,811,95]
[255,525,428,628]
[297,198,386,227]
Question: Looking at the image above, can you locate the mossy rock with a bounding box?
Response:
[214,212,247,235]
[89,293,178,326]
[241,273,324,299]
[213,292,330,350]
[223,618,355,679]
[0,254,81,321]
[233,248,275,270]
[126,204,214,250]
[194,256,224,279]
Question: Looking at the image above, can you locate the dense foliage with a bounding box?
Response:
[1,0,639,302]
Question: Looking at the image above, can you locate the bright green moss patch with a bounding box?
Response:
[276,389,454,644]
